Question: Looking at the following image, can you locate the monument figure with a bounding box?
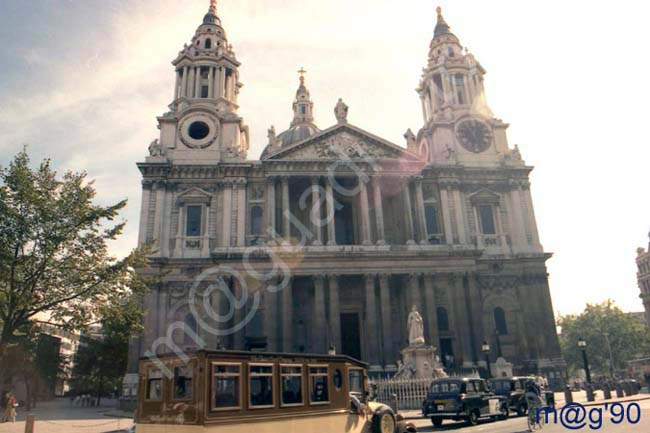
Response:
[334,98,348,124]
[407,305,425,346]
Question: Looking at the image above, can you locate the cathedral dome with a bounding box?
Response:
[277,123,320,147]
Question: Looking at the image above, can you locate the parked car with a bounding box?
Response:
[422,378,508,428]
[489,376,555,416]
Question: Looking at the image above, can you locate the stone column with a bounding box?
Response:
[282,277,293,352]
[452,189,468,244]
[402,180,416,244]
[415,177,427,244]
[138,182,152,245]
[181,66,189,97]
[264,279,279,352]
[373,177,386,245]
[202,202,211,256]
[359,178,372,245]
[313,276,327,352]
[423,274,439,347]
[232,278,245,350]
[152,182,166,254]
[187,67,195,98]
[266,177,276,241]
[194,66,201,98]
[379,274,395,366]
[236,180,246,247]
[328,275,341,352]
[281,177,290,240]
[441,71,452,106]
[174,70,181,99]
[207,66,214,98]
[510,183,527,249]
[440,186,454,245]
[364,274,380,367]
[310,177,323,245]
[325,177,336,245]
[523,185,541,248]
[407,273,422,311]
[219,66,226,98]
[221,181,233,247]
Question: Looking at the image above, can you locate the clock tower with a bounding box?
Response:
[149,0,249,164]
[416,7,518,167]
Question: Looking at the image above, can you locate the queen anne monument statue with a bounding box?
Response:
[394,306,447,380]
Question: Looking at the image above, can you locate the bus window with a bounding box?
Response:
[281,365,303,406]
[173,365,193,400]
[249,364,274,408]
[309,366,329,404]
[146,368,163,401]
[212,363,241,410]
[349,368,364,394]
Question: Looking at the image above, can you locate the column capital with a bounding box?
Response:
[364,273,378,281]
[310,175,322,185]
[313,274,326,286]
[266,175,277,184]
[280,175,290,184]
[378,273,391,282]
[326,273,339,282]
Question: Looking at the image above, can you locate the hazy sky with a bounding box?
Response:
[1,0,649,316]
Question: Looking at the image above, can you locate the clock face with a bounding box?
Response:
[456,119,492,153]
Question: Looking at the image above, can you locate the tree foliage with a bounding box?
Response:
[558,300,650,377]
[0,149,149,374]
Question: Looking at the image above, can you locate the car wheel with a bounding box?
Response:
[517,403,527,417]
[431,417,443,428]
[498,403,509,420]
[372,407,396,433]
[467,410,480,426]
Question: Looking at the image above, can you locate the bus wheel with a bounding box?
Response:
[372,408,396,433]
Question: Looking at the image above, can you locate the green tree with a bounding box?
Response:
[558,300,650,377]
[0,150,148,379]
[71,300,142,405]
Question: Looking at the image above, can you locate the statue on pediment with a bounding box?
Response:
[267,125,281,147]
[334,98,349,124]
[404,129,417,151]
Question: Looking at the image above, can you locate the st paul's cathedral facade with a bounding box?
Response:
[127,2,564,384]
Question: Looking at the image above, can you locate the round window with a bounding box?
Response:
[333,369,343,390]
[188,121,210,140]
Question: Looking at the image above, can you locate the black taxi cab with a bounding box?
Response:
[136,349,416,433]
[422,378,508,428]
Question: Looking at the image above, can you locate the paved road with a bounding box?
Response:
[410,399,650,433]
[0,399,132,433]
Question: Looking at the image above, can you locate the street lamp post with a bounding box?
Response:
[482,341,491,379]
[577,337,592,384]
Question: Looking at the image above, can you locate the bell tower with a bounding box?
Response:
[416,7,516,167]
[150,0,249,163]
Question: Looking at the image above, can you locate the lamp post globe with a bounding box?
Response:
[482,341,491,379]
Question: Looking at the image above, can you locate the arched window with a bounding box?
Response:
[250,206,264,236]
[436,307,449,332]
[494,307,508,335]
[205,38,212,49]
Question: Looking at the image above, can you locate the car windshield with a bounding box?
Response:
[430,381,461,393]
[490,380,511,392]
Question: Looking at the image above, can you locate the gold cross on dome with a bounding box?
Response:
[298,67,307,83]
[209,0,217,12]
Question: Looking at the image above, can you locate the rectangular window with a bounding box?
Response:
[348,368,364,394]
[186,206,202,237]
[280,365,303,406]
[212,363,241,410]
[200,67,209,79]
[309,365,329,404]
[478,205,496,235]
[201,85,209,98]
[454,74,466,105]
[249,364,274,408]
[425,205,440,236]
[146,368,163,401]
[173,365,193,400]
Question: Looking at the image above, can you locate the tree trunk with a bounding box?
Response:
[97,374,103,407]
[24,373,32,411]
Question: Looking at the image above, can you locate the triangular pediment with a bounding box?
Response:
[265,124,423,162]
[469,188,501,204]
[176,187,213,205]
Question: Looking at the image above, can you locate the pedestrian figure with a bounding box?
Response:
[4,392,16,423]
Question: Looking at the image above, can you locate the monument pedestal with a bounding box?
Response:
[395,344,448,380]
[493,357,514,378]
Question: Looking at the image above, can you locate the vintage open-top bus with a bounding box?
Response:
[136,350,415,433]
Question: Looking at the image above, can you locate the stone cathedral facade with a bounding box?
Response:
[127,3,565,383]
